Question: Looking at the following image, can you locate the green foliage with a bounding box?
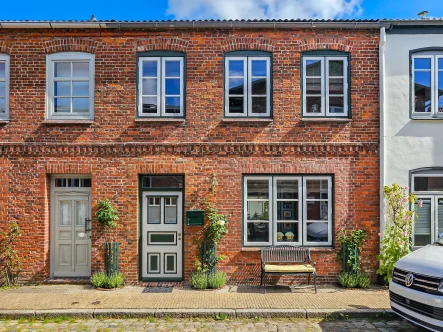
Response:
[0,222,22,287]
[95,199,119,229]
[338,272,370,288]
[90,271,124,289]
[203,200,228,245]
[189,271,208,289]
[215,313,228,321]
[337,229,367,274]
[377,184,417,282]
[207,271,227,289]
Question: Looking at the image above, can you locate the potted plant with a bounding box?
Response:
[95,198,119,277]
[285,231,294,241]
[277,232,284,241]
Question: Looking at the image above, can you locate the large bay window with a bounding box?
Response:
[243,175,333,247]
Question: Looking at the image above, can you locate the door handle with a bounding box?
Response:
[85,218,92,233]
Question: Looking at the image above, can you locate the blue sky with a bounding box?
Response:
[0,0,440,21]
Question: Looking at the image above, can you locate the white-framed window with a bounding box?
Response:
[46,52,95,120]
[0,54,10,120]
[225,55,271,117]
[412,173,443,247]
[303,56,349,117]
[138,56,184,117]
[243,175,332,247]
[412,53,443,117]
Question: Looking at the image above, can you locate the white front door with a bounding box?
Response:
[141,191,183,280]
[53,193,92,277]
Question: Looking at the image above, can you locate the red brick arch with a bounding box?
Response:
[44,39,98,54]
[298,38,353,52]
[135,37,189,52]
[221,37,275,52]
[0,41,13,54]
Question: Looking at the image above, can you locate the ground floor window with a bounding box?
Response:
[243,175,333,247]
[412,172,443,247]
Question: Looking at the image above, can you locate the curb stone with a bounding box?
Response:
[34,309,94,319]
[236,309,306,318]
[306,309,394,319]
[0,310,35,319]
[155,309,236,318]
[94,309,156,318]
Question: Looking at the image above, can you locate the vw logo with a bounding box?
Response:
[405,273,415,287]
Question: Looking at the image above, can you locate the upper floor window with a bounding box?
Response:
[302,51,349,118]
[412,53,443,118]
[224,51,271,117]
[243,175,333,247]
[137,52,185,118]
[0,54,10,120]
[46,52,95,120]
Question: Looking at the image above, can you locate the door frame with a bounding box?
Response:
[138,175,185,282]
[49,175,92,278]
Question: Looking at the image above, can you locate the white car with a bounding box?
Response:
[390,234,443,331]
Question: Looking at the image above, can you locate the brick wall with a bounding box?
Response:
[0,28,380,284]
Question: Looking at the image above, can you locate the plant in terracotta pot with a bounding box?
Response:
[277,232,284,241]
[95,198,120,278]
[285,231,294,241]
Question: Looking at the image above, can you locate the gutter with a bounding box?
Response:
[0,21,389,30]
[382,19,443,26]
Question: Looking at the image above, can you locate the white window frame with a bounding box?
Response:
[0,54,10,120]
[303,56,348,118]
[412,54,443,118]
[46,52,95,120]
[138,56,184,118]
[225,56,271,117]
[243,175,333,247]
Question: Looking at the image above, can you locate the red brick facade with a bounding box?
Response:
[0,27,380,284]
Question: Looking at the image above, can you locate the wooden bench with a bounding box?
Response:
[260,246,317,293]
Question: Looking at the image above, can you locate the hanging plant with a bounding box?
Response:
[96,198,119,229]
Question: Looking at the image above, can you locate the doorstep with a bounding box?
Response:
[43,277,91,285]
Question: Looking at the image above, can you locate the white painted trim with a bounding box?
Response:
[0,54,10,120]
[138,57,161,117]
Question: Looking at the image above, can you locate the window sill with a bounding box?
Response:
[411,116,443,120]
[222,118,273,123]
[241,247,334,252]
[43,119,94,125]
[135,118,185,123]
[0,119,10,124]
[300,117,351,122]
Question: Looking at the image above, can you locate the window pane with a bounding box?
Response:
[142,78,157,95]
[277,223,299,243]
[0,63,5,79]
[60,201,72,225]
[148,176,183,188]
[251,78,266,95]
[329,96,344,113]
[54,98,70,112]
[414,176,443,191]
[251,60,267,76]
[54,82,70,97]
[81,179,91,187]
[142,97,157,113]
[229,60,244,77]
[148,199,161,224]
[307,201,329,220]
[228,97,244,113]
[251,97,267,114]
[247,180,269,199]
[306,59,321,76]
[414,199,432,246]
[165,97,181,114]
[69,178,80,187]
[165,206,177,224]
[72,62,89,77]
[329,78,344,94]
[72,98,89,113]
[247,201,269,220]
[54,62,71,77]
[165,60,180,77]
[143,61,157,77]
[0,82,5,98]
[165,78,180,95]
[306,77,321,94]
[0,99,4,113]
[76,201,87,226]
[55,179,67,187]
[229,78,244,95]
[414,71,432,112]
[439,58,443,69]
[414,58,431,70]
[438,71,443,113]
[277,201,298,221]
[329,60,344,76]
[247,222,269,243]
[306,222,329,242]
[306,180,329,199]
[306,96,321,113]
[277,180,299,199]
[438,198,443,236]
[73,82,89,97]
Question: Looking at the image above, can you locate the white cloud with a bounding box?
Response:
[166,0,363,20]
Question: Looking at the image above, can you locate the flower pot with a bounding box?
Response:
[277,236,283,241]
[286,236,294,241]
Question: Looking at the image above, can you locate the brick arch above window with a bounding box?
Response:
[298,38,353,52]
[135,37,189,53]
[0,41,13,54]
[221,38,275,52]
[44,39,98,54]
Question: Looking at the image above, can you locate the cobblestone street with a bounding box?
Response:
[0,317,426,332]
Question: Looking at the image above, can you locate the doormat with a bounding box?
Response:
[143,287,173,293]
